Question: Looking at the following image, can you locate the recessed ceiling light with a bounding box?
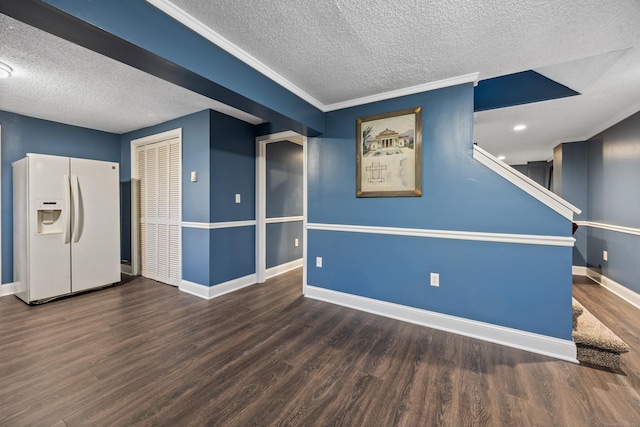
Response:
[497,155,506,161]
[0,62,13,78]
[513,124,527,131]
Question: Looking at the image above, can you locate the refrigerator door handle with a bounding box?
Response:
[63,174,71,244]
[71,175,81,243]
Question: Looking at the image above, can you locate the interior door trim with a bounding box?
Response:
[255,131,307,292]
[130,128,182,278]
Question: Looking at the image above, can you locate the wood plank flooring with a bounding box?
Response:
[1,269,639,426]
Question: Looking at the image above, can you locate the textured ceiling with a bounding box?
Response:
[0,14,262,134]
[165,0,640,101]
[2,0,640,164]
[160,0,640,163]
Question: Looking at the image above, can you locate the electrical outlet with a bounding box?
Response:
[603,250,608,261]
[316,257,322,268]
[294,238,299,247]
[235,193,241,203]
[430,273,440,287]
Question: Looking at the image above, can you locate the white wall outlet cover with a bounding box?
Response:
[430,272,440,287]
[295,238,299,247]
[235,193,241,203]
[603,250,608,261]
[316,257,322,268]
[190,171,197,182]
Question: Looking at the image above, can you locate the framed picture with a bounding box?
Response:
[356,107,422,197]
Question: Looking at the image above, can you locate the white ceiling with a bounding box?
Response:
[0,14,263,134]
[2,0,640,164]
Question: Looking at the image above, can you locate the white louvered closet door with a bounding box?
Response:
[137,137,181,286]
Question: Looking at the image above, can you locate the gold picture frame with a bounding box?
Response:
[356,107,422,197]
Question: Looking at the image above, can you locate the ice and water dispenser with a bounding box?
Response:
[36,200,63,235]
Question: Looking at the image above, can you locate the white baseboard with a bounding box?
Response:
[305,286,577,363]
[266,258,303,280]
[179,274,257,300]
[121,264,134,276]
[585,268,640,311]
[572,265,588,276]
[179,280,209,299]
[0,283,16,297]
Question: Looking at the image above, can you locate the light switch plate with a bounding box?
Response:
[235,194,241,203]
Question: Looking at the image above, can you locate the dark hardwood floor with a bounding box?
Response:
[1,269,639,426]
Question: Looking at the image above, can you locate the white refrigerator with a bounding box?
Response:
[13,153,120,303]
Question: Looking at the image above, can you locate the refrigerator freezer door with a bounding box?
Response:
[13,157,29,302]
[70,158,120,292]
[27,154,72,301]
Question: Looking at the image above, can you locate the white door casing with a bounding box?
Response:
[131,129,182,286]
[255,131,307,291]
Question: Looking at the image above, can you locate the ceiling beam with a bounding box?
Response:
[0,0,324,136]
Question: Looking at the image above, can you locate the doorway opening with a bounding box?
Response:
[255,131,307,293]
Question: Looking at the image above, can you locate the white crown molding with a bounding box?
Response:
[145,0,326,111]
[574,221,640,236]
[265,216,303,224]
[146,0,479,113]
[305,286,577,363]
[181,220,256,229]
[306,223,575,247]
[323,73,480,112]
[266,258,303,280]
[0,282,16,297]
[473,145,581,221]
[585,268,640,311]
[179,273,257,300]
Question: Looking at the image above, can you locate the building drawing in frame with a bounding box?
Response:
[356,107,422,197]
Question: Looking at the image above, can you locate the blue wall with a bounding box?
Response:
[512,161,552,188]
[209,111,255,222]
[266,141,303,218]
[211,227,255,284]
[558,111,640,294]
[266,222,303,269]
[209,110,256,285]
[266,141,303,268]
[553,142,588,266]
[587,116,640,227]
[307,83,574,340]
[0,111,121,283]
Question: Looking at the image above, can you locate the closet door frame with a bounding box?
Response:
[130,128,182,280]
